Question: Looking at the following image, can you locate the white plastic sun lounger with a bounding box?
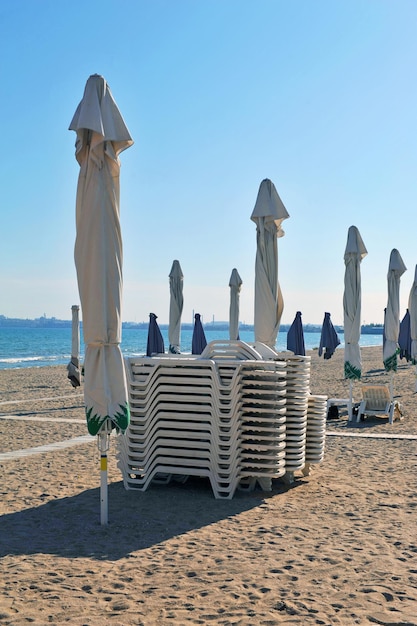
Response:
[357,385,395,424]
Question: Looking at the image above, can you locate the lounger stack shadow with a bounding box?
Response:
[117,341,327,498]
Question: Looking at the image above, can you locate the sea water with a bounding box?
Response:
[0,326,383,370]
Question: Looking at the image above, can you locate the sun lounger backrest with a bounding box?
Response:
[361,385,391,411]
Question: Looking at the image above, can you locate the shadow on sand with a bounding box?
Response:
[0,476,301,561]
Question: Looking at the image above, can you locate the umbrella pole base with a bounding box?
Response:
[100,453,108,525]
[98,427,111,525]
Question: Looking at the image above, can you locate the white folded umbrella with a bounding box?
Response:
[70,74,133,524]
[408,265,417,390]
[383,249,407,373]
[383,249,406,400]
[229,268,242,341]
[168,260,184,354]
[67,304,81,388]
[343,226,367,420]
[251,179,289,349]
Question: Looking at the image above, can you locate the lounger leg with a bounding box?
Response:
[302,463,312,477]
[357,401,366,423]
[389,404,394,425]
[282,471,296,485]
[348,380,353,421]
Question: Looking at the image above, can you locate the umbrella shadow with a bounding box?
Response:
[364,368,386,376]
[364,366,409,377]
[11,404,84,417]
[0,477,299,562]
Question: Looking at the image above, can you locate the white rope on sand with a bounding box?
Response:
[1,397,416,464]
[1,429,415,464]
[0,415,85,423]
[326,430,417,440]
[0,393,90,460]
[0,393,83,407]
[0,435,94,461]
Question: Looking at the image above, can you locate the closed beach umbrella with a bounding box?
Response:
[318,312,340,360]
[398,309,412,362]
[343,226,367,378]
[67,304,81,387]
[168,260,184,354]
[383,249,406,375]
[70,74,133,524]
[287,311,305,356]
[407,265,417,390]
[192,313,207,354]
[147,313,165,356]
[251,179,289,350]
[343,226,367,420]
[229,268,242,341]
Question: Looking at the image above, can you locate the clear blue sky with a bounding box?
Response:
[1,0,416,325]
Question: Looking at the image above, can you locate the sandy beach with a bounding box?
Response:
[1,346,417,625]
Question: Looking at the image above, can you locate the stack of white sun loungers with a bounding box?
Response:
[305,394,327,466]
[275,355,311,482]
[237,358,287,491]
[117,341,326,498]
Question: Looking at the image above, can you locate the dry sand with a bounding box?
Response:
[0,346,417,625]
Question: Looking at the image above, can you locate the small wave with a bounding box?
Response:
[0,354,72,365]
[0,356,46,364]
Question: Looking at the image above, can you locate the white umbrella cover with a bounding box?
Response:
[168,260,184,353]
[409,265,417,364]
[70,74,133,437]
[251,179,289,349]
[229,268,242,341]
[408,265,417,391]
[343,226,367,380]
[383,249,406,373]
[67,304,81,387]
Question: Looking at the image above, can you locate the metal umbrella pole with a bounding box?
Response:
[98,419,112,525]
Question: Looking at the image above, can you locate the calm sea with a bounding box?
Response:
[0,326,383,370]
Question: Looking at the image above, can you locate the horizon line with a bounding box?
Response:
[0,314,386,330]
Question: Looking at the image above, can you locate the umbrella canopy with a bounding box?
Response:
[192,313,207,355]
[343,225,367,380]
[67,304,81,387]
[147,313,165,356]
[168,260,184,354]
[229,268,242,341]
[70,74,133,437]
[399,309,412,361]
[287,311,306,356]
[251,179,289,349]
[408,265,417,366]
[318,312,340,360]
[383,249,407,372]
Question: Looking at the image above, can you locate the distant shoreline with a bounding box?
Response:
[0,315,384,334]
